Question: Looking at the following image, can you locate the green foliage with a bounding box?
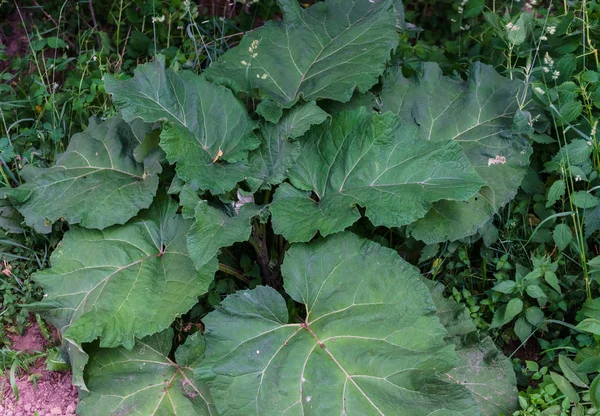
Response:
[3,0,600,414]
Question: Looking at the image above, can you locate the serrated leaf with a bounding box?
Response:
[525,306,545,326]
[553,223,572,251]
[378,62,531,243]
[576,318,600,335]
[553,139,593,166]
[7,116,160,233]
[246,101,329,191]
[507,15,527,45]
[105,56,259,195]
[550,372,579,403]
[558,355,588,388]
[514,317,532,343]
[572,191,600,209]
[28,195,217,353]
[78,329,215,415]
[584,204,600,237]
[526,284,546,299]
[557,100,583,124]
[270,108,484,242]
[493,280,517,294]
[196,232,485,415]
[206,0,398,108]
[491,298,523,328]
[187,200,261,269]
[546,180,565,208]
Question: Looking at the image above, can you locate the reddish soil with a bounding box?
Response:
[1,322,78,416]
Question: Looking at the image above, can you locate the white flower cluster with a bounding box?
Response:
[542,52,560,80]
[151,15,165,23]
[505,22,521,32]
[249,39,259,58]
[457,0,468,14]
[540,26,556,41]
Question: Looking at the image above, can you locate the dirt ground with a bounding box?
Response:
[1,323,78,416]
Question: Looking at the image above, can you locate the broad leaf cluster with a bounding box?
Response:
[0,0,534,414]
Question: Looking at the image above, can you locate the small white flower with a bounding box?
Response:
[547,26,556,35]
[552,70,560,80]
[591,120,598,136]
[93,55,97,61]
[151,15,165,23]
[540,35,547,41]
[543,66,550,73]
[506,22,514,31]
[510,24,521,31]
[575,175,582,182]
[457,6,463,13]
[543,52,553,66]
[534,87,545,95]
[241,60,248,65]
[306,396,312,403]
[451,18,457,22]
[261,74,268,79]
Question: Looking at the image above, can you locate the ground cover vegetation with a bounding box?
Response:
[0,0,599,414]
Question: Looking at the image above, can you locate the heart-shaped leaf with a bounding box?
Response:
[270,108,484,242]
[29,194,217,352]
[195,232,484,415]
[105,56,259,195]
[78,329,215,415]
[7,116,160,233]
[206,0,398,108]
[379,62,532,243]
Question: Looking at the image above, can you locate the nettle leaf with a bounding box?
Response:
[379,62,532,243]
[29,195,217,353]
[206,0,398,108]
[105,56,259,195]
[270,108,484,242]
[196,232,485,415]
[7,116,160,233]
[187,200,261,270]
[247,101,329,192]
[78,329,215,415]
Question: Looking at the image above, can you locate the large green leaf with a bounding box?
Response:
[427,282,518,415]
[379,62,532,243]
[105,56,259,195]
[196,232,482,415]
[270,108,484,242]
[6,116,160,233]
[247,101,329,191]
[187,200,261,270]
[205,0,398,108]
[28,195,217,353]
[78,329,216,415]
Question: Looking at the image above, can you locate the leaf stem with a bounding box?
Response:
[218,263,249,284]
